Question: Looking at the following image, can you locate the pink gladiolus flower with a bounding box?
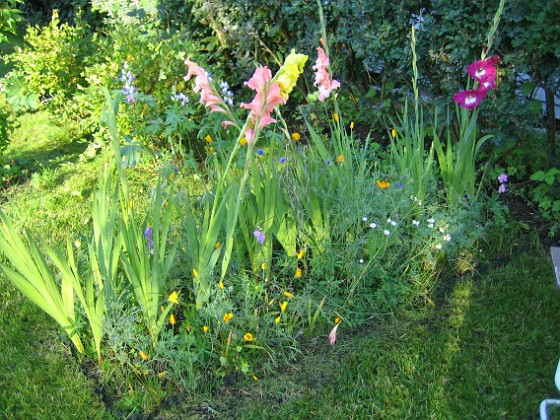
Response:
[184,58,228,114]
[313,47,340,102]
[329,323,339,346]
[240,67,286,133]
[453,89,486,110]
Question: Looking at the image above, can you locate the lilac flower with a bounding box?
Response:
[498,173,508,183]
[498,183,507,194]
[120,65,138,104]
[253,229,265,244]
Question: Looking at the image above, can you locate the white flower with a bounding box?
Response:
[387,218,393,223]
[362,217,368,222]
[412,220,420,226]
[443,234,451,241]
[383,230,390,236]
[428,223,434,228]
[369,223,377,229]
[359,258,364,264]
[390,220,397,227]
[435,243,442,250]
[427,218,435,223]
[439,227,445,233]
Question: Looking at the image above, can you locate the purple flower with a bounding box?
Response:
[257,148,265,156]
[253,229,265,244]
[498,183,507,194]
[498,173,508,184]
[279,157,286,163]
[144,226,154,252]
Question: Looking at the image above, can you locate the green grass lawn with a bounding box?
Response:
[1,109,559,419]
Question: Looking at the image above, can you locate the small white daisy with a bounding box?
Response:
[362,217,368,222]
[384,230,390,236]
[369,223,377,229]
[412,220,420,226]
[435,243,442,250]
[443,234,451,241]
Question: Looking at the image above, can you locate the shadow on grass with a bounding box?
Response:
[157,251,560,419]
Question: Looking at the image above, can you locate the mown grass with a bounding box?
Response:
[1,108,559,418]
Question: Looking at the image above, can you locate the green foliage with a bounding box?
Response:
[0,0,23,43]
[528,168,560,237]
[4,10,98,110]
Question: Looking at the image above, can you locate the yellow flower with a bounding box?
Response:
[335,317,341,324]
[139,351,148,360]
[240,137,248,145]
[205,134,213,143]
[284,291,294,298]
[243,332,254,341]
[295,268,303,278]
[291,132,301,141]
[350,121,355,129]
[169,172,175,181]
[337,154,344,163]
[169,313,176,325]
[281,301,288,312]
[129,200,134,209]
[376,180,391,189]
[223,312,233,324]
[391,128,397,138]
[275,49,308,99]
[215,241,221,249]
[192,268,199,277]
[275,316,281,324]
[253,375,259,381]
[297,249,305,259]
[261,263,267,270]
[209,146,215,154]
[168,291,179,304]
[158,371,166,378]
[203,325,209,333]
[219,280,225,289]
[333,113,339,122]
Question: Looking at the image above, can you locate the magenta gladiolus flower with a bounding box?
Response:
[467,56,499,92]
[453,89,487,109]
[313,46,340,102]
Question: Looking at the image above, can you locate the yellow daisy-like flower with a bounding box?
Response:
[333,113,339,122]
[295,268,303,278]
[281,301,288,312]
[240,137,248,145]
[391,128,397,138]
[219,280,225,289]
[205,134,213,143]
[202,325,209,333]
[350,121,355,130]
[275,316,281,324]
[169,172,175,181]
[209,146,215,154]
[261,263,267,270]
[291,132,301,141]
[192,268,199,277]
[169,313,176,325]
[275,49,308,99]
[215,241,221,249]
[243,332,254,341]
[168,291,179,304]
[337,154,344,163]
[335,317,341,324]
[297,249,305,259]
[139,351,148,360]
[223,312,233,324]
[284,291,294,298]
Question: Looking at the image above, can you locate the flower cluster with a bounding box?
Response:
[144,226,153,255]
[453,56,499,109]
[218,81,234,107]
[274,49,308,99]
[497,173,508,194]
[312,41,340,102]
[184,58,228,115]
[172,92,189,107]
[120,64,137,104]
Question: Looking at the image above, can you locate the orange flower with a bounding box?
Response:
[205,134,213,143]
[209,146,215,154]
[337,154,344,163]
[376,180,391,189]
[291,132,301,141]
[333,113,339,122]
[215,241,221,249]
[169,172,175,181]
[223,312,233,324]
